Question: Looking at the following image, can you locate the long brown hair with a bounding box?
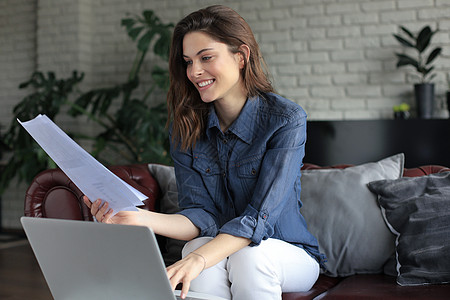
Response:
[167,5,274,150]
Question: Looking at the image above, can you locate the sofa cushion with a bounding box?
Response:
[148,164,179,214]
[148,163,186,265]
[300,154,404,277]
[281,275,341,300]
[368,171,450,286]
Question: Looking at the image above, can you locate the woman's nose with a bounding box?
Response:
[190,61,203,78]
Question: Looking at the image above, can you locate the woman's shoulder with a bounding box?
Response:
[258,92,307,121]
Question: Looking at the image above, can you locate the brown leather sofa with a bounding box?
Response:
[24,163,450,299]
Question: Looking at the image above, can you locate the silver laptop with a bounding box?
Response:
[21,217,225,300]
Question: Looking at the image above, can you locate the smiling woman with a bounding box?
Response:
[182,31,248,132]
[163,5,325,299]
[167,5,274,150]
[85,5,325,300]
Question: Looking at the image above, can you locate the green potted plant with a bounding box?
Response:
[393,25,442,119]
[0,71,83,194]
[0,10,173,195]
[393,102,410,119]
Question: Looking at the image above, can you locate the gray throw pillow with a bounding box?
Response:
[368,171,450,286]
[300,154,404,277]
[148,164,179,214]
[148,164,185,265]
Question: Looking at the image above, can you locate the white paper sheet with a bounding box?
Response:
[18,114,147,214]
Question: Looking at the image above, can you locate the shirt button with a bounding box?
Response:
[206,168,211,173]
[251,168,257,175]
[223,139,228,144]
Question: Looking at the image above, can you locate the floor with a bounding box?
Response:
[0,232,26,249]
[0,235,52,300]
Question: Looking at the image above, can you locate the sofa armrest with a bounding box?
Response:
[24,164,161,220]
[403,165,450,177]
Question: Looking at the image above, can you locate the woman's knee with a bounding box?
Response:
[227,239,320,296]
[227,244,278,282]
[227,245,282,299]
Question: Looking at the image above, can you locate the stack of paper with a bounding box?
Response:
[19,115,147,214]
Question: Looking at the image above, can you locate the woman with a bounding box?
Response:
[85,5,325,300]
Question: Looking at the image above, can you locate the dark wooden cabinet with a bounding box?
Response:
[304,119,450,168]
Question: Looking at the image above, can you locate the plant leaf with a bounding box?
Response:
[137,30,155,52]
[128,26,144,41]
[426,47,442,65]
[400,26,415,39]
[416,26,432,52]
[153,30,172,61]
[143,10,157,25]
[395,53,419,69]
[423,66,434,76]
[121,18,136,30]
[152,66,170,91]
[393,34,415,48]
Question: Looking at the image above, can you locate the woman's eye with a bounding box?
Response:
[202,56,212,61]
[184,60,193,66]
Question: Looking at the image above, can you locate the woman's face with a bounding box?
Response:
[182,31,246,104]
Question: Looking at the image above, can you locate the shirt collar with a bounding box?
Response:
[206,96,258,144]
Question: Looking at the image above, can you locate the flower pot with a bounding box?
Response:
[414,83,434,119]
[394,111,410,119]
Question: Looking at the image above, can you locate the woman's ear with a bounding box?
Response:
[238,44,250,69]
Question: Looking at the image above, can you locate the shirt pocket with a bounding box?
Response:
[192,154,222,200]
[236,154,264,198]
[193,154,221,176]
[236,154,264,178]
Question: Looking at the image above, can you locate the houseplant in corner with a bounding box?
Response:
[393,25,442,119]
[0,10,173,195]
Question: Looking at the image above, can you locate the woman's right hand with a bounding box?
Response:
[84,196,201,241]
[83,196,144,226]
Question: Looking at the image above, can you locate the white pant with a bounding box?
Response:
[182,237,320,300]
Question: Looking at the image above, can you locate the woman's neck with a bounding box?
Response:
[214,95,247,133]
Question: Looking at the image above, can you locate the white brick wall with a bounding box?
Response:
[0,0,37,230]
[1,0,450,229]
[0,0,36,129]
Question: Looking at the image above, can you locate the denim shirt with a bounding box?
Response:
[170,92,325,264]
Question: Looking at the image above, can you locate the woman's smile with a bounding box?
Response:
[197,79,215,88]
[183,31,245,105]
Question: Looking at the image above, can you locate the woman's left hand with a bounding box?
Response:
[166,253,206,299]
